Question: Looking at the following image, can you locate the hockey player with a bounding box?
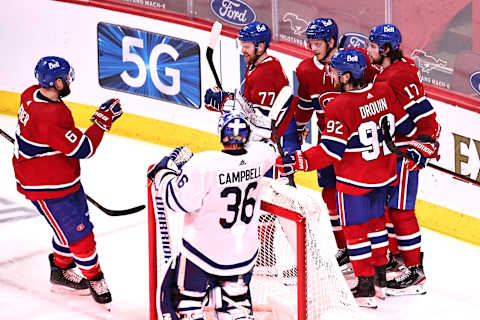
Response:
[277,49,422,308]
[148,109,277,319]
[294,18,380,273]
[367,24,440,296]
[205,21,299,175]
[12,56,122,307]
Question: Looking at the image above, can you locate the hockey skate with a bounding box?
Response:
[351,276,377,309]
[336,248,354,278]
[49,254,90,295]
[374,265,386,300]
[386,265,426,296]
[88,272,112,310]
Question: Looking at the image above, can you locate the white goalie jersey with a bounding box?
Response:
[154,140,277,276]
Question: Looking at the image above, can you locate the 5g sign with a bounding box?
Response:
[121,36,180,95]
[98,22,201,109]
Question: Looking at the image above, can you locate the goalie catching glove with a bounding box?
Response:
[275,150,308,177]
[204,87,234,113]
[147,146,194,181]
[403,136,440,170]
[91,98,123,131]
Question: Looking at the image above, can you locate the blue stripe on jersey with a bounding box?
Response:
[397,234,421,248]
[336,175,397,190]
[74,254,98,268]
[52,238,71,254]
[321,136,346,159]
[347,244,371,260]
[69,136,93,159]
[406,98,434,122]
[396,114,416,137]
[16,134,56,158]
[369,232,389,247]
[183,239,258,270]
[297,98,313,110]
[166,180,188,213]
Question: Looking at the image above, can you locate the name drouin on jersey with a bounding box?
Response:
[359,97,387,119]
[219,167,261,185]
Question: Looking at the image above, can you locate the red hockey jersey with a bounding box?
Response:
[374,57,439,142]
[12,85,105,200]
[304,82,416,195]
[295,49,380,140]
[243,56,291,135]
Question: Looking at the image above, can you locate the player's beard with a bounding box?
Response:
[57,80,71,98]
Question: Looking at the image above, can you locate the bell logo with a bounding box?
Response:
[347,55,358,62]
[383,26,395,33]
[48,61,60,69]
[256,24,266,32]
[321,19,333,27]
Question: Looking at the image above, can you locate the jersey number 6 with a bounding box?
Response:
[220,181,258,229]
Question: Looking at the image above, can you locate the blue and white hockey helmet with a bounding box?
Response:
[306,18,338,46]
[238,22,272,49]
[34,56,75,88]
[369,24,402,52]
[218,111,251,145]
[330,48,367,80]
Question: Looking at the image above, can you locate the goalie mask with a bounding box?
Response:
[218,112,251,146]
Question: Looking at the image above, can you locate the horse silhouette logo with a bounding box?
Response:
[282,12,309,35]
[410,49,448,73]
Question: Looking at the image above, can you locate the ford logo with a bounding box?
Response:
[469,70,480,96]
[338,32,368,49]
[210,0,256,26]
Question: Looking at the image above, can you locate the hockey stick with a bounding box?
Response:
[269,86,296,187]
[380,118,480,187]
[0,127,146,215]
[206,21,223,89]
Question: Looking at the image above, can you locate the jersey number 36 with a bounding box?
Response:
[220,182,258,229]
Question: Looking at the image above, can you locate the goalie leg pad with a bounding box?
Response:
[160,254,209,320]
[389,208,421,267]
[214,272,254,320]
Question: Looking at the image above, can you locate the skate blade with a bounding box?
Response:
[375,286,386,300]
[386,284,427,296]
[51,284,91,296]
[355,297,378,309]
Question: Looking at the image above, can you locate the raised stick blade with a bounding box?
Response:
[208,21,223,50]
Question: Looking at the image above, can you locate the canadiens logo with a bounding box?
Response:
[76,224,85,231]
[318,91,341,109]
[470,70,480,95]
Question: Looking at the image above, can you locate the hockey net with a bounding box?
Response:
[148,177,365,320]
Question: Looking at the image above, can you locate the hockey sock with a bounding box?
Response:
[69,232,102,280]
[384,207,399,255]
[368,216,388,267]
[343,223,374,277]
[52,237,74,268]
[323,187,346,249]
[389,208,421,267]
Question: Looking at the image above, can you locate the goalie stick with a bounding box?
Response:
[380,118,480,187]
[0,127,146,216]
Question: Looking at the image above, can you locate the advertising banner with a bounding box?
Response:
[97,22,201,108]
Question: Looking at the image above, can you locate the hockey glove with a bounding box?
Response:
[147,146,194,181]
[275,150,308,177]
[204,87,234,113]
[404,137,440,171]
[91,98,123,131]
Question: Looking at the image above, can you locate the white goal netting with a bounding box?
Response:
[148,177,365,320]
